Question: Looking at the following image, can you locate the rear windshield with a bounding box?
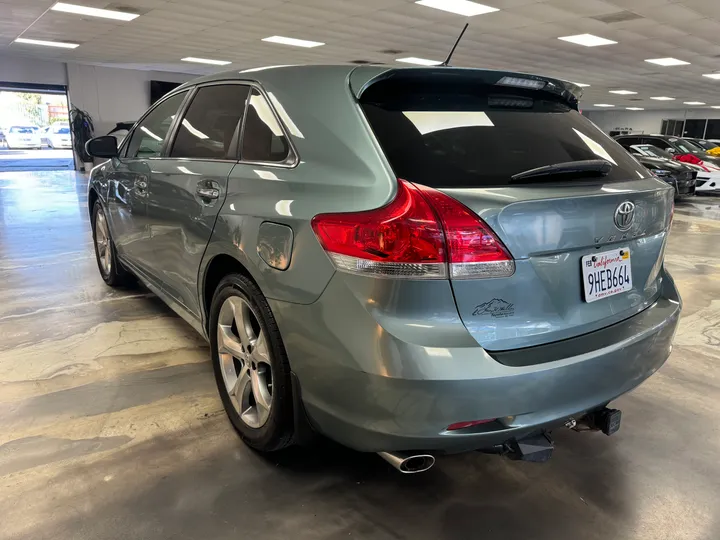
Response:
[360,80,646,187]
[52,125,70,134]
[10,127,34,134]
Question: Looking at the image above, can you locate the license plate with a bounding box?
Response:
[582,247,632,303]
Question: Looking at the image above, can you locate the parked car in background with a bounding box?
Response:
[85,65,680,472]
[614,134,720,165]
[626,144,696,198]
[0,128,6,147]
[626,144,695,197]
[42,124,72,149]
[616,136,720,193]
[107,121,135,147]
[683,138,719,151]
[5,126,42,149]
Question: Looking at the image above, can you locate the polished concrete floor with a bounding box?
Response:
[0,170,718,540]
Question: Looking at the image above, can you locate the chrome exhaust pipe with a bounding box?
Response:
[377,451,435,474]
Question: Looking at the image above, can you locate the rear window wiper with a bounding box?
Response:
[510,159,612,183]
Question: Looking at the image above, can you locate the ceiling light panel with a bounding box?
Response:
[650,96,675,101]
[51,2,139,21]
[262,36,324,48]
[415,0,499,17]
[645,57,689,66]
[13,38,79,49]
[594,104,615,107]
[684,101,706,105]
[702,74,720,80]
[396,57,442,66]
[609,90,637,95]
[181,57,231,65]
[558,34,617,47]
[626,107,644,111]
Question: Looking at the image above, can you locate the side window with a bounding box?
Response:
[645,137,671,151]
[616,137,639,148]
[170,84,250,159]
[241,88,290,163]
[126,91,188,158]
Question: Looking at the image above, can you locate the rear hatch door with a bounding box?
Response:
[359,68,673,351]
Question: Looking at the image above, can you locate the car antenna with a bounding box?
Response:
[441,23,469,67]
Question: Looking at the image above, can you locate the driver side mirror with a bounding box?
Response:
[85,136,118,158]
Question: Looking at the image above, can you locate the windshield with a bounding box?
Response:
[360,80,645,187]
[694,139,718,150]
[9,127,34,134]
[671,138,705,153]
[632,144,673,160]
[52,125,70,134]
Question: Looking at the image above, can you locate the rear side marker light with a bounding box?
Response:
[311,179,514,280]
[447,419,497,431]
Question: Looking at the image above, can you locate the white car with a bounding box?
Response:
[43,124,72,149]
[5,126,42,149]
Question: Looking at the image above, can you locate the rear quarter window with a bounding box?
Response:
[360,80,646,187]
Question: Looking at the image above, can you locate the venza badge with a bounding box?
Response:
[614,201,635,231]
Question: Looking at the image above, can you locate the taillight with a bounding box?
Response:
[311,179,514,280]
[415,185,515,279]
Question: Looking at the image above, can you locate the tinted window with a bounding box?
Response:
[360,80,645,187]
[126,91,187,158]
[616,136,641,148]
[10,127,34,134]
[170,84,250,159]
[706,120,720,140]
[52,125,70,134]
[241,89,290,163]
[683,120,706,138]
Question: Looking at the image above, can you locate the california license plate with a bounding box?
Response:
[582,247,632,303]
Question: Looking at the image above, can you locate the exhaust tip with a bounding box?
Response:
[377,452,435,474]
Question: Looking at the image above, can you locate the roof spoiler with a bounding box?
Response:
[349,66,583,110]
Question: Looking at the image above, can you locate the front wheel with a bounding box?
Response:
[210,274,294,452]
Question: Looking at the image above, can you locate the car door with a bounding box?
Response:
[105,90,189,282]
[143,82,250,319]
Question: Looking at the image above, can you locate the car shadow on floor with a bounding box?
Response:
[4,417,634,540]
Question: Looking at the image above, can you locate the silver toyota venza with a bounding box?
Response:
[86,65,680,472]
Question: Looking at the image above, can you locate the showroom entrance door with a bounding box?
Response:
[0,82,75,172]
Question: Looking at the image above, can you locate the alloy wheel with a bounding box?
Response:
[95,211,112,276]
[217,296,273,428]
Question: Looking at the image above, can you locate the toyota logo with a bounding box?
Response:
[614,201,635,231]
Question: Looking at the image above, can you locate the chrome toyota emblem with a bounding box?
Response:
[614,201,635,231]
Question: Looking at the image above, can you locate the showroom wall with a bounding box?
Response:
[586,108,720,136]
[0,54,69,86]
[65,64,191,135]
[0,53,192,136]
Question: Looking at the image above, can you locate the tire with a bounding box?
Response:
[210,274,294,452]
[91,201,131,287]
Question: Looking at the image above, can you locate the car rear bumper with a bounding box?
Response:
[270,270,681,453]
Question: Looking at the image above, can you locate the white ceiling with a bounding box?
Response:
[3,0,720,110]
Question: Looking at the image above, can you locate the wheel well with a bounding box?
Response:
[88,188,98,221]
[202,254,257,330]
